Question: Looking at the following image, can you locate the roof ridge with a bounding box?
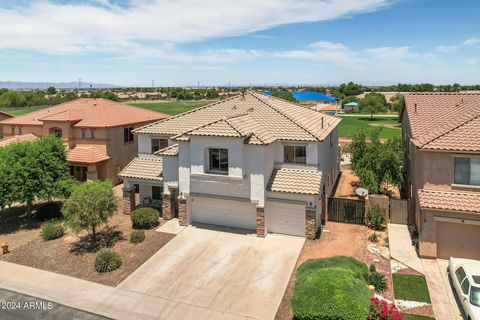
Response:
[172,115,243,140]
[133,93,243,134]
[419,112,480,148]
[249,92,320,141]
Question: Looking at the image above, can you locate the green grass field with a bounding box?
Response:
[338,115,401,140]
[393,274,432,303]
[4,106,44,116]
[129,101,213,115]
[403,314,434,320]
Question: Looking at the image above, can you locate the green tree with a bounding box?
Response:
[358,93,387,119]
[46,86,57,95]
[341,95,358,105]
[390,94,404,112]
[62,181,119,244]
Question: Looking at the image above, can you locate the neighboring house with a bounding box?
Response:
[401,93,480,260]
[0,99,168,183]
[119,91,340,239]
[0,111,13,139]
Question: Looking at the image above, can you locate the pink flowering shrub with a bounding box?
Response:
[369,297,403,320]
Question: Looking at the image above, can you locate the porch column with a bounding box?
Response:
[123,187,136,215]
[86,164,99,181]
[162,193,174,220]
[305,207,316,240]
[256,206,266,237]
[178,197,188,226]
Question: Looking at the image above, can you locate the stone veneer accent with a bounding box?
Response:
[162,193,174,220]
[305,208,316,240]
[178,198,188,226]
[256,206,265,237]
[122,188,135,215]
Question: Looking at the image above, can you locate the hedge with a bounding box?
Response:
[296,255,369,280]
[41,220,64,241]
[131,207,160,229]
[292,267,370,320]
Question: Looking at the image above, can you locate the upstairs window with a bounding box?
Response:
[151,139,168,153]
[209,148,228,174]
[454,157,480,186]
[123,127,134,143]
[81,129,87,139]
[90,129,96,139]
[284,145,306,164]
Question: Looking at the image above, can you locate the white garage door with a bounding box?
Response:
[266,201,305,237]
[190,197,257,230]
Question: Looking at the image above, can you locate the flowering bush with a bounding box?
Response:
[369,298,403,320]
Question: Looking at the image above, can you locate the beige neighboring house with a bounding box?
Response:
[0,99,168,183]
[0,111,13,139]
[401,93,480,260]
[119,91,341,239]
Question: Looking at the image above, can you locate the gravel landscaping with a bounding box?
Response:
[1,210,175,287]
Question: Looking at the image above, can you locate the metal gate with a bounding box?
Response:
[328,197,365,225]
[389,199,408,224]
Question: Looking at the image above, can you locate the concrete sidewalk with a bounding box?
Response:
[388,223,424,274]
[422,259,455,320]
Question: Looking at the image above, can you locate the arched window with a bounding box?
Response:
[49,127,62,138]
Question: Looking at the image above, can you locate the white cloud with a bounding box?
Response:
[435,45,458,53]
[0,0,392,54]
[463,38,480,46]
[467,58,477,65]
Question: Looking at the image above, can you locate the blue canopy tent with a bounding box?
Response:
[291,91,337,102]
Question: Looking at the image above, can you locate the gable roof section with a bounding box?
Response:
[403,93,480,151]
[119,157,163,181]
[418,189,480,214]
[135,91,340,144]
[267,168,322,195]
[67,146,111,164]
[0,98,169,128]
[155,144,179,156]
[0,111,13,119]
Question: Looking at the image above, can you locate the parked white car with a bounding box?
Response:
[448,258,480,320]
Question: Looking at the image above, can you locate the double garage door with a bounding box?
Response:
[266,201,306,237]
[437,222,480,260]
[190,197,257,230]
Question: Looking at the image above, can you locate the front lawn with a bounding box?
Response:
[129,100,213,115]
[393,274,432,303]
[403,314,435,320]
[338,115,401,140]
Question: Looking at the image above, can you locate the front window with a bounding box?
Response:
[18,127,23,135]
[90,129,95,139]
[81,129,87,139]
[152,139,168,153]
[454,157,480,186]
[284,145,306,164]
[209,148,228,174]
[11,127,15,135]
[471,286,480,307]
[123,127,134,143]
[152,186,161,200]
[54,128,62,138]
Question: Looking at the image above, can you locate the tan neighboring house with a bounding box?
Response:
[119,91,340,239]
[0,99,168,183]
[0,111,13,139]
[401,93,480,260]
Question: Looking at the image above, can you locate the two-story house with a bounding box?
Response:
[402,93,480,260]
[0,99,168,183]
[119,91,340,239]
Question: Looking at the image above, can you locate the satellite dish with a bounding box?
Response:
[356,187,368,197]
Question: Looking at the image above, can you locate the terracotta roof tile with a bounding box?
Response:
[267,168,322,195]
[418,189,480,214]
[119,157,163,181]
[0,98,169,128]
[67,146,110,164]
[136,91,340,144]
[403,93,480,151]
[0,134,38,147]
[154,144,179,156]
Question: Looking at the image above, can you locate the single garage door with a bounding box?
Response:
[266,201,305,237]
[190,197,256,230]
[437,222,480,260]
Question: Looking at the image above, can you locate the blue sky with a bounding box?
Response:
[0,0,479,87]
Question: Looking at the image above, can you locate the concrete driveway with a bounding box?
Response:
[118,225,304,320]
[437,259,467,320]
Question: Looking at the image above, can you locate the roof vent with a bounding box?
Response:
[321,117,324,129]
[414,103,417,113]
[232,105,237,110]
[247,107,254,113]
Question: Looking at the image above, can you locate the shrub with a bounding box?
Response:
[94,249,122,273]
[292,267,370,320]
[368,205,386,231]
[131,207,160,229]
[130,230,145,244]
[367,264,389,293]
[35,202,63,221]
[369,232,380,243]
[369,297,403,320]
[41,220,64,241]
[297,256,369,280]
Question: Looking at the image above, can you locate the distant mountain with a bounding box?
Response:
[0,81,122,90]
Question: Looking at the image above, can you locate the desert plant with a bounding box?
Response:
[369,232,380,243]
[367,264,389,293]
[297,255,369,280]
[367,205,386,231]
[130,230,145,244]
[131,207,160,229]
[41,220,64,241]
[94,249,122,273]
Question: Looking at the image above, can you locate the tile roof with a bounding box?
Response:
[135,91,340,145]
[155,144,179,156]
[0,111,13,119]
[0,98,169,128]
[119,157,163,181]
[403,93,480,151]
[418,189,480,214]
[67,146,111,164]
[0,133,38,147]
[267,168,322,195]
